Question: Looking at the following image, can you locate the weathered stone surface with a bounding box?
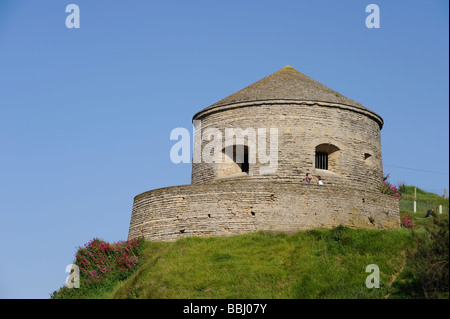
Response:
[128,66,399,242]
[192,101,383,191]
[128,181,400,241]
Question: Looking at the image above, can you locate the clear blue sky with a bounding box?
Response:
[0,0,448,298]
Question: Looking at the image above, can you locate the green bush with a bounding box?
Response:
[412,215,449,298]
[391,214,449,299]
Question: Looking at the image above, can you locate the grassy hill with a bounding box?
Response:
[399,185,448,205]
[51,187,449,299]
[399,185,449,229]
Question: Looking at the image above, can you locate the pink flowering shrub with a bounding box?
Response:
[75,237,145,284]
[401,215,414,229]
[377,174,402,201]
[51,236,145,298]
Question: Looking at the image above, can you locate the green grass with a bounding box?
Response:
[399,186,449,227]
[53,186,449,299]
[399,185,448,206]
[107,228,415,299]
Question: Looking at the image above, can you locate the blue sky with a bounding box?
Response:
[0,0,448,298]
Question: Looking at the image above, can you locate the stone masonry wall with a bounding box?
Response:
[192,101,384,191]
[128,180,400,242]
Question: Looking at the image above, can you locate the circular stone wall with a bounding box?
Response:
[128,180,400,242]
[192,101,384,191]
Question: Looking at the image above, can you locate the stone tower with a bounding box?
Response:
[191,65,384,191]
[128,66,399,242]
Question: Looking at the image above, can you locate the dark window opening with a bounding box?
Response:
[315,143,339,173]
[221,144,250,176]
[315,152,328,170]
[228,145,249,174]
[364,153,372,165]
[240,151,249,174]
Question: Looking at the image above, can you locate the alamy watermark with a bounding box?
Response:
[170,120,279,175]
[65,264,80,288]
[365,264,380,288]
[65,4,378,30]
[65,4,80,29]
[365,4,380,29]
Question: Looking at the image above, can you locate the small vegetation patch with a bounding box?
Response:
[51,236,145,299]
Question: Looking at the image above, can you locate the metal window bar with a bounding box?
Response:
[315,152,328,170]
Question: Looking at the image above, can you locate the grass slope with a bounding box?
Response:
[108,228,414,299]
[399,186,449,228]
[54,186,449,299]
[399,186,448,205]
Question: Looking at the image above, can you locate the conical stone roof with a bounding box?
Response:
[196,65,372,114]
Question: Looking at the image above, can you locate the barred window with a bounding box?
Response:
[315,152,328,170]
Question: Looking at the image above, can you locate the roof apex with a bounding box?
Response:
[281,65,296,70]
[205,65,369,111]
